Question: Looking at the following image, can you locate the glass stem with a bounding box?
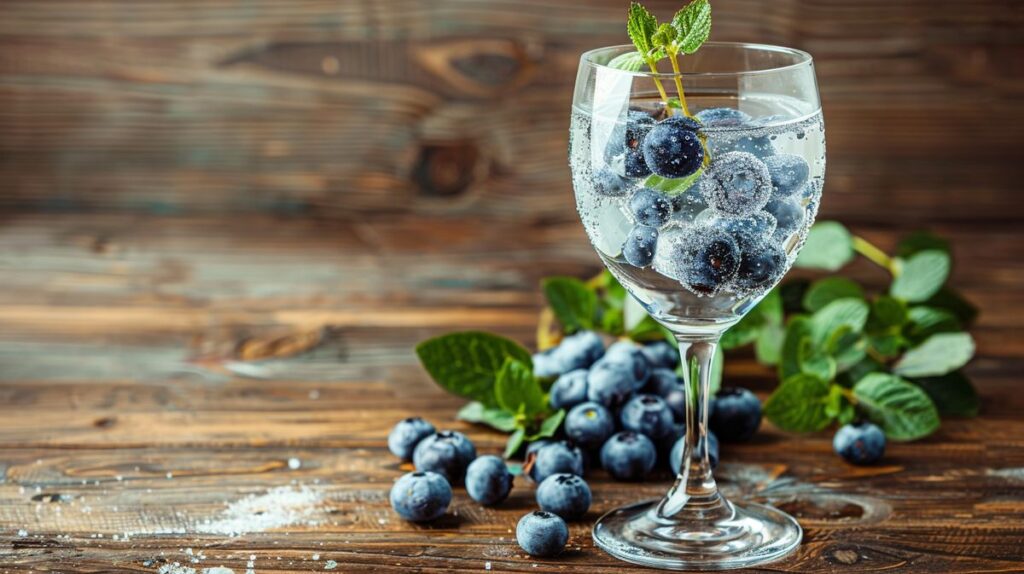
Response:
[656,336,731,521]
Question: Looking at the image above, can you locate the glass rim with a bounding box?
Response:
[581,42,814,78]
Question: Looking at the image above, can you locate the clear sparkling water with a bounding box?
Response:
[570,95,825,330]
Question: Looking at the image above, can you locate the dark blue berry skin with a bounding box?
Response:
[734,240,787,291]
[643,367,681,397]
[640,341,679,370]
[531,440,585,482]
[605,341,651,388]
[720,212,776,252]
[696,108,773,158]
[669,432,720,475]
[709,387,762,442]
[525,439,554,461]
[516,511,569,557]
[412,431,477,485]
[532,348,564,379]
[586,360,636,408]
[629,188,673,227]
[642,116,705,179]
[695,107,751,127]
[565,402,616,449]
[557,330,606,371]
[623,224,659,268]
[681,227,741,295]
[605,110,655,178]
[671,188,709,223]
[593,166,632,197]
[465,455,514,506]
[620,394,676,440]
[833,422,886,465]
[764,197,805,241]
[764,154,809,198]
[536,473,592,520]
[663,389,687,422]
[549,369,589,410]
[390,471,452,522]
[388,417,436,461]
[700,151,773,217]
[600,431,657,481]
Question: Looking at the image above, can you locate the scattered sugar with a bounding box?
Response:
[195,485,322,536]
[157,564,196,574]
[485,562,492,570]
[324,560,338,570]
[17,529,28,537]
[312,553,320,561]
[287,458,301,470]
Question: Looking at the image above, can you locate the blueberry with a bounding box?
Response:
[565,402,615,448]
[620,394,676,439]
[465,455,514,506]
[697,108,774,158]
[622,224,659,268]
[643,367,681,397]
[764,154,809,198]
[663,388,686,422]
[719,212,777,251]
[600,431,657,481]
[695,107,752,127]
[550,369,589,410]
[669,432,720,474]
[640,341,679,370]
[641,116,705,179]
[412,431,477,484]
[516,511,569,557]
[734,240,787,291]
[536,473,592,520]
[525,439,554,461]
[586,360,636,408]
[670,188,708,223]
[678,226,740,295]
[556,330,606,371]
[593,165,633,197]
[629,188,673,227]
[709,387,762,442]
[531,440,585,482]
[388,417,436,461]
[605,110,655,178]
[532,348,564,379]
[604,341,651,388]
[390,471,452,522]
[833,422,886,465]
[764,197,805,241]
[700,152,773,217]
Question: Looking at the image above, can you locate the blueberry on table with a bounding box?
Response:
[465,455,514,506]
[525,439,554,461]
[663,388,687,422]
[557,330,606,371]
[592,165,633,197]
[622,224,659,268]
[412,431,477,485]
[565,401,615,449]
[629,188,673,227]
[764,197,806,241]
[586,360,637,408]
[733,239,787,291]
[643,367,682,397]
[516,511,569,557]
[700,151,773,217]
[640,341,679,370]
[764,154,810,198]
[605,110,655,178]
[532,348,564,379]
[387,417,436,461]
[833,422,886,465]
[678,227,741,295]
[604,341,651,388]
[536,473,592,521]
[600,431,657,481]
[549,369,589,410]
[389,471,452,522]
[530,440,585,482]
[620,394,676,440]
[669,432,720,475]
[695,107,752,127]
[641,116,705,179]
[709,387,763,442]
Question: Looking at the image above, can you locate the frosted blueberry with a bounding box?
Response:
[700,152,773,217]
[622,224,659,268]
[764,154,810,198]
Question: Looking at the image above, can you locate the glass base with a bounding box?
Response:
[592,498,802,571]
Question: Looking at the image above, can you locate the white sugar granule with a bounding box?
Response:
[324,560,338,570]
[194,485,322,536]
[287,458,301,470]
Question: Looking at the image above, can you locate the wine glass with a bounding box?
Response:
[569,42,823,569]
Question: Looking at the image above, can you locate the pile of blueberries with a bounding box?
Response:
[597,107,814,296]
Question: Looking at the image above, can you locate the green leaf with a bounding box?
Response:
[670,0,712,54]
[526,410,566,441]
[795,222,854,271]
[897,231,950,258]
[869,333,906,358]
[893,332,975,378]
[607,51,647,72]
[890,250,950,303]
[924,287,978,326]
[799,339,837,381]
[542,277,597,332]
[416,331,533,407]
[763,374,834,432]
[870,295,908,329]
[905,306,960,342]
[853,373,940,441]
[910,371,980,417]
[779,316,811,379]
[755,323,785,365]
[721,313,763,350]
[643,170,703,196]
[495,359,547,416]
[504,427,526,459]
[809,298,869,347]
[651,22,677,48]
[627,2,659,56]
[803,277,864,313]
[628,314,667,342]
[456,402,518,432]
[838,356,884,388]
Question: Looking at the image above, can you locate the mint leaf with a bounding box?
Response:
[607,51,647,72]
[870,295,908,329]
[416,332,532,407]
[504,427,526,459]
[763,374,833,432]
[627,2,659,56]
[897,231,950,258]
[905,306,960,342]
[828,326,866,372]
[457,401,518,432]
[651,23,677,49]
[869,333,905,358]
[495,359,546,416]
[526,410,566,441]
[795,222,854,271]
[893,332,975,378]
[809,298,869,347]
[911,371,979,417]
[803,277,864,313]
[755,323,784,365]
[890,250,950,303]
[780,316,811,379]
[643,170,703,196]
[670,0,712,54]
[799,339,837,381]
[721,311,764,350]
[542,277,597,332]
[853,373,940,441]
